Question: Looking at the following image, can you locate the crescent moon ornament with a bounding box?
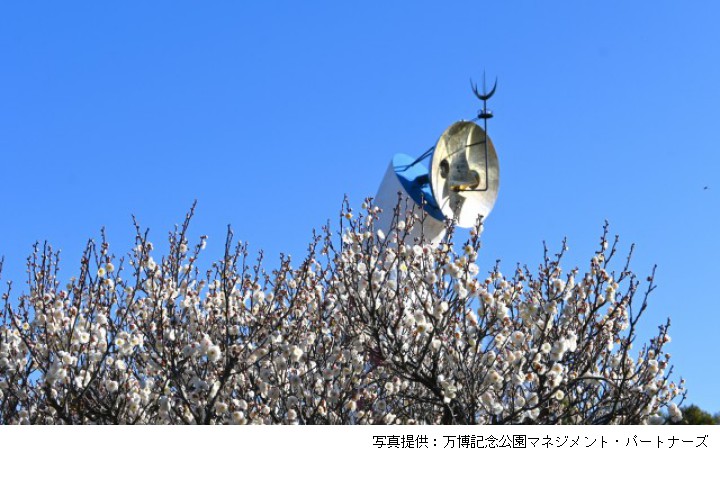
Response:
[471,76,497,102]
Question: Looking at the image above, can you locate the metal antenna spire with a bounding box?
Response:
[470,72,497,192]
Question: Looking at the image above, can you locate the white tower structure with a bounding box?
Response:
[375,79,500,245]
[374,120,500,245]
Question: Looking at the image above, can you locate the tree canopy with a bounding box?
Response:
[0,200,685,424]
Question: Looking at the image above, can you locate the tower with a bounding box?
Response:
[374,78,501,244]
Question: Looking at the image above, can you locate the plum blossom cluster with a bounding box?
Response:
[0,200,684,424]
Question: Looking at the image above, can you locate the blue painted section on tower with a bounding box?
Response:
[392,150,444,221]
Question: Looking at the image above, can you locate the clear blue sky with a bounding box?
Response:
[1,1,718,412]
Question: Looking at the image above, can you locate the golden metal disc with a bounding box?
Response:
[430,121,500,227]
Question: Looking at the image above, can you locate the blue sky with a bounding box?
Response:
[1,1,718,412]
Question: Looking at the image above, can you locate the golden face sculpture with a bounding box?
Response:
[431,121,500,227]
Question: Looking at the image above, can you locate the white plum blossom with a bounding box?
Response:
[207,345,222,363]
[668,403,683,423]
[0,202,684,425]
